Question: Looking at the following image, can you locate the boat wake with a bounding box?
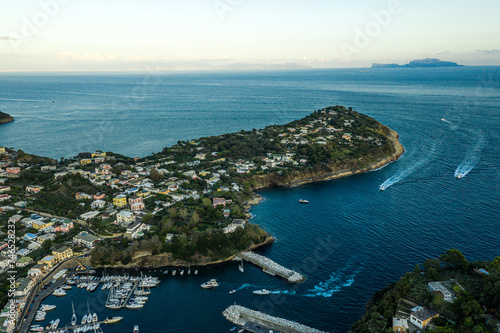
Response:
[270,290,296,295]
[303,264,363,298]
[233,283,257,292]
[454,133,486,179]
[379,141,438,191]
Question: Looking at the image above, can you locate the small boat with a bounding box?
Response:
[81,314,88,325]
[92,313,98,322]
[71,302,77,326]
[239,261,244,273]
[133,325,139,333]
[172,270,176,276]
[29,325,44,332]
[253,289,272,295]
[299,199,308,203]
[52,318,60,329]
[229,290,236,294]
[194,269,198,275]
[457,174,464,179]
[201,279,219,289]
[40,304,56,311]
[163,270,169,274]
[52,288,66,296]
[180,270,184,276]
[230,327,237,331]
[46,320,54,331]
[102,316,123,324]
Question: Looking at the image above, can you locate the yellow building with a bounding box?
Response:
[52,246,73,262]
[138,189,150,197]
[38,255,57,269]
[199,171,210,177]
[32,220,52,230]
[113,195,127,207]
[0,147,5,154]
[91,152,106,158]
[158,189,170,195]
[80,159,92,165]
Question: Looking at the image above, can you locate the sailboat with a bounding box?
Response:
[71,302,77,326]
[239,260,244,273]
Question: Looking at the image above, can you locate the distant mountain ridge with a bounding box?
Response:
[372,58,464,68]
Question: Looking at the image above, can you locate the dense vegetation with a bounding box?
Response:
[351,250,500,332]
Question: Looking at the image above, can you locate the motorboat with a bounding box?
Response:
[253,289,272,295]
[229,290,236,294]
[102,316,123,324]
[133,325,139,333]
[299,199,308,203]
[201,279,219,289]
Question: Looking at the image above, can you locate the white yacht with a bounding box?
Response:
[201,279,219,289]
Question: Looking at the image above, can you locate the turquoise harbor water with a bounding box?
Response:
[1,68,499,332]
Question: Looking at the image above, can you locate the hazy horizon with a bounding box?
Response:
[1,0,500,71]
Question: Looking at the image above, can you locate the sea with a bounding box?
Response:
[0,67,499,333]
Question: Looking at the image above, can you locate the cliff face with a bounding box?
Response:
[0,111,14,124]
[252,128,404,190]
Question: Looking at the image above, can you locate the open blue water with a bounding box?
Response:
[1,68,499,332]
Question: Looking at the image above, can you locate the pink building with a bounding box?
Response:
[213,198,226,208]
[6,167,20,174]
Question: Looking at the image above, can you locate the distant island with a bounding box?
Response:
[0,111,14,124]
[371,58,464,69]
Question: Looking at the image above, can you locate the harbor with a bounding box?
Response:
[237,252,305,283]
[21,272,160,333]
[223,305,328,333]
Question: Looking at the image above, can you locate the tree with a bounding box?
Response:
[440,249,468,269]
[179,209,188,223]
[202,198,212,208]
[190,213,200,227]
[150,168,163,181]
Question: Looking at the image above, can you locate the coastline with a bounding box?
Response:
[0,111,14,124]
[94,128,403,269]
[94,235,275,269]
[252,127,404,190]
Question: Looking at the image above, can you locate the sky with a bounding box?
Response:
[1,0,499,71]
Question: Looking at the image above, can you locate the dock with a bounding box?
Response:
[238,251,305,283]
[223,305,329,333]
[121,280,139,308]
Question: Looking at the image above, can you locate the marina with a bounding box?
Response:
[223,305,328,333]
[21,272,159,333]
[237,252,305,283]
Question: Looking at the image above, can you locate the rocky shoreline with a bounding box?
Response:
[253,128,404,189]
[0,111,14,124]
[93,127,403,270]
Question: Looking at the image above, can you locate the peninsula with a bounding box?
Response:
[0,106,403,313]
[372,58,464,69]
[0,112,14,124]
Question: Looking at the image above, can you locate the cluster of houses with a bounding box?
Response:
[391,280,464,332]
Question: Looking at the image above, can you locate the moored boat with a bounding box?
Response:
[299,199,308,203]
[102,316,123,324]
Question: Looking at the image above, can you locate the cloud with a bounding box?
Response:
[0,35,21,41]
[57,52,117,62]
[474,49,500,54]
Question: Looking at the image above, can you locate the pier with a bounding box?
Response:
[238,251,305,283]
[121,280,139,308]
[223,305,328,333]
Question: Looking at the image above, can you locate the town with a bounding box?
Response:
[0,106,399,331]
